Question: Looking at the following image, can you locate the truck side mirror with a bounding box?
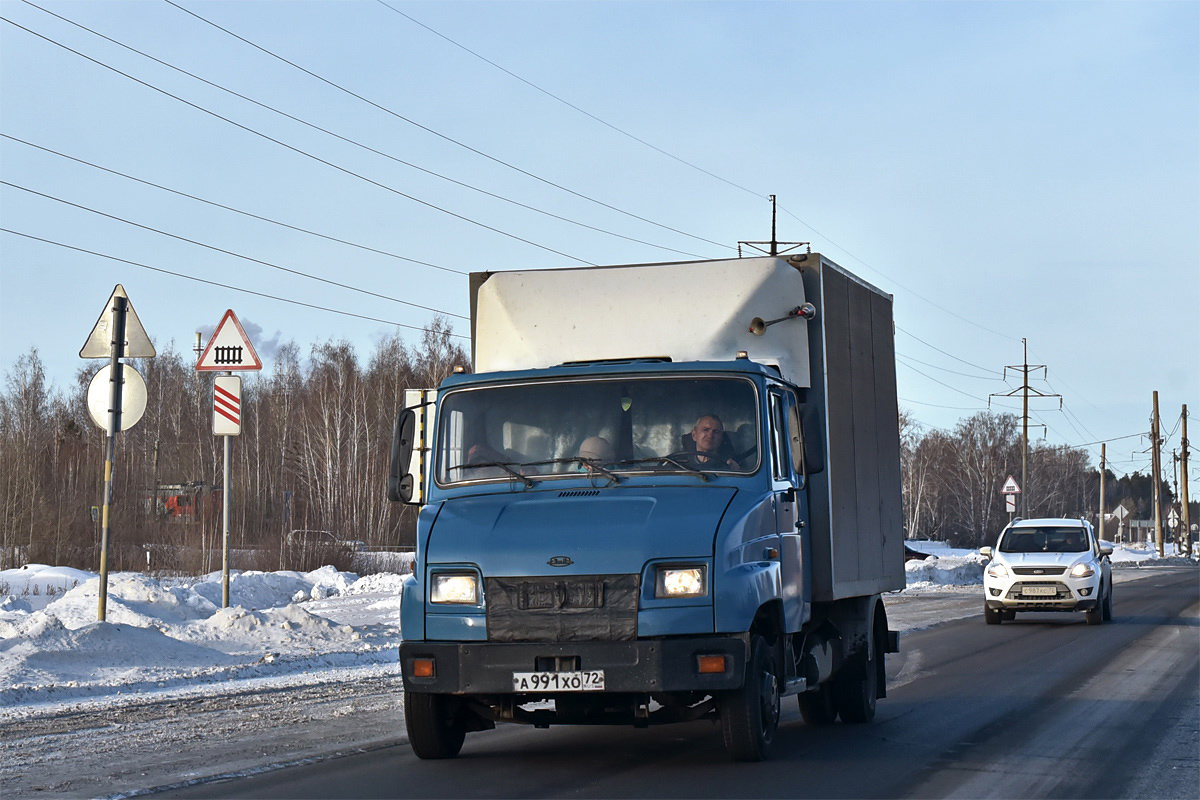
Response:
[796,403,825,475]
[388,408,418,503]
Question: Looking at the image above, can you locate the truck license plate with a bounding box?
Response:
[512,670,605,692]
[1022,585,1057,596]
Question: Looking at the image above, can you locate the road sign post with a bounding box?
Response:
[197,311,261,608]
[81,285,155,621]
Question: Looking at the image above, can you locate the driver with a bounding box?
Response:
[685,414,739,468]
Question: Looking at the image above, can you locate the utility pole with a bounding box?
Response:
[738,195,808,258]
[990,338,1061,517]
[1150,391,1164,557]
[1180,404,1191,557]
[1098,443,1106,542]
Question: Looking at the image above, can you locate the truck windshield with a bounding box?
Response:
[999,527,1090,553]
[436,376,759,485]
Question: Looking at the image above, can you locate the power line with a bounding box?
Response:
[777,205,1017,342]
[895,351,1001,381]
[3,133,469,277]
[1,228,468,338]
[2,180,469,321]
[162,0,735,253]
[16,1,709,261]
[0,14,595,265]
[376,0,764,201]
[896,325,1003,375]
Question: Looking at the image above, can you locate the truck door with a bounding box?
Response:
[770,387,809,631]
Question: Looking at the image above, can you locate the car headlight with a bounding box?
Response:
[1070,563,1096,578]
[430,572,480,604]
[986,562,1010,579]
[656,565,707,598]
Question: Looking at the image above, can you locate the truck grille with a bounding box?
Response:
[485,574,639,643]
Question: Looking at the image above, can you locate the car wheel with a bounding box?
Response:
[1102,584,1113,621]
[405,691,467,759]
[984,604,1003,625]
[720,635,780,761]
[1085,604,1104,625]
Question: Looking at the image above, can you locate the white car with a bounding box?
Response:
[981,517,1113,625]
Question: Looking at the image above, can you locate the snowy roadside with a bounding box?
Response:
[1,545,1193,799]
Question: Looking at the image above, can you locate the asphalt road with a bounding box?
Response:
[161,568,1198,799]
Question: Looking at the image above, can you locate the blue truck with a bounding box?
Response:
[389,253,905,760]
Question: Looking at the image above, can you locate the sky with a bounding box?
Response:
[1,0,1196,482]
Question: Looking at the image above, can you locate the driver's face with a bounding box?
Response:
[692,417,724,452]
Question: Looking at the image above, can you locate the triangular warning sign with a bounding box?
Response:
[80,284,157,358]
[196,310,263,371]
[1001,475,1021,494]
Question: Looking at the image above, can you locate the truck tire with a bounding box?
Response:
[405,691,467,759]
[798,682,837,724]
[720,635,780,761]
[834,635,879,724]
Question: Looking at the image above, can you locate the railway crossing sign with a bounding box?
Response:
[213,376,242,436]
[1001,476,1021,495]
[196,310,262,371]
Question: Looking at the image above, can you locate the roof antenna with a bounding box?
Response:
[738,195,808,257]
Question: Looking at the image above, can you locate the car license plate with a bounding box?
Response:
[1022,585,1057,596]
[512,670,605,692]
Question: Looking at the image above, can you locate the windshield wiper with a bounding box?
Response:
[612,454,709,482]
[448,461,535,488]
[522,457,622,484]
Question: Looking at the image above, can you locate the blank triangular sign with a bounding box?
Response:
[80,284,157,358]
[196,310,263,371]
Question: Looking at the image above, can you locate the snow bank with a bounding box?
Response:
[0,566,404,708]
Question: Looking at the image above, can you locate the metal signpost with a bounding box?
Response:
[1001,475,1021,523]
[196,310,262,608]
[80,285,155,621]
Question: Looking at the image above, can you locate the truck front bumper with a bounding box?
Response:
[400,636,748,695]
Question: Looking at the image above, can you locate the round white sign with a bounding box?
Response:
[86,364,148,432]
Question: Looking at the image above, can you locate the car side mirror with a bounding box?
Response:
[979,546,993,559]
[1099,544,1113,557]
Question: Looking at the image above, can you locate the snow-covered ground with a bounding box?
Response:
[0,543,1192,798]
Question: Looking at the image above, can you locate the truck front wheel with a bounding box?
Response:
[719,635,780,761]
[405,691,467,759]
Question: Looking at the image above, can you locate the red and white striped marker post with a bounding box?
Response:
[213,376,242,436]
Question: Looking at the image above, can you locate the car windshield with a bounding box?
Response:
[999,527,1090,553]
[436,375,760,485]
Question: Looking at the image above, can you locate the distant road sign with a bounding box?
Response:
[1113,505,1130,521]
[213,376,242,436]
[80,284,156,359]
[86,364,147,432]
[196,310,262,371]
[1001,475,1021,495]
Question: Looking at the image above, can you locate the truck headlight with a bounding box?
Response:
[430,572,479,604]
[1070,563,1095,578]
[656,565,707,598]
[986,562,1010,579]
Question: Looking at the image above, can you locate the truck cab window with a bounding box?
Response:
[436,376,760,484]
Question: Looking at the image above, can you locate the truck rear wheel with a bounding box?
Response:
[720,635,780,761]
[834,635,879,723]
[405,691,467,759]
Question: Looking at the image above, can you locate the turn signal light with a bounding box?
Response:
[412,658,436,678]
[697,655,726,674]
